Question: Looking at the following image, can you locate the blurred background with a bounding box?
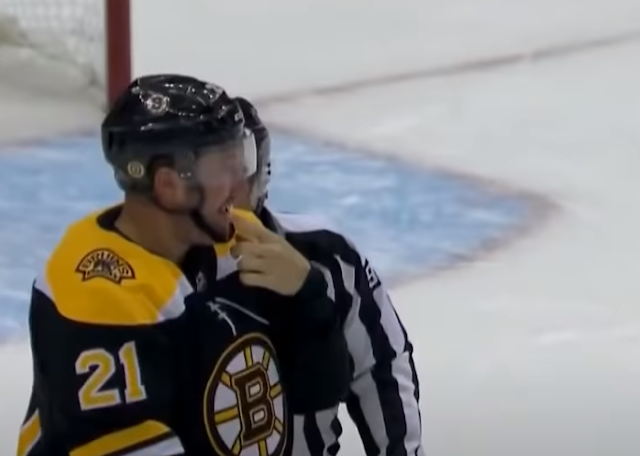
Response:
[1,0,640,455]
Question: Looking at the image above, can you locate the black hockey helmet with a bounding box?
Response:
[102,74,247,193]
[235,96,271,211]
[101,74,257,241]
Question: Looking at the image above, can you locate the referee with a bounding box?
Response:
[233,96,424,456]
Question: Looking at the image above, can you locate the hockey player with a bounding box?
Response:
[223,97,425,456]
[16,75,350,456]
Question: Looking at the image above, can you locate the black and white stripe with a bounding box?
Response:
[269,211,423,456]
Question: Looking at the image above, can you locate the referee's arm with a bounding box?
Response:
[342,256,424,456]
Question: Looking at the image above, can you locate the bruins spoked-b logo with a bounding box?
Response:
[76,249,135,284]
[143,92,170,115]
[204,333,287,456]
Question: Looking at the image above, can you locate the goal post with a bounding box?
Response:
[0,0,131,108]
[105,0,130,107]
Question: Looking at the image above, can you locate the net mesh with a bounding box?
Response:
[0,0,104,98]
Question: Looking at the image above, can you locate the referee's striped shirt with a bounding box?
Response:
[263,210,424,456]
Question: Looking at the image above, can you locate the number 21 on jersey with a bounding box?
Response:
[75,341,147,411]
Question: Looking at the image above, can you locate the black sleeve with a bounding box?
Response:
[17,285,186,456]
[271,266,351,414]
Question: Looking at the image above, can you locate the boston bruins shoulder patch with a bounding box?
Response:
[204,333,287,456]
[76,248,135,284]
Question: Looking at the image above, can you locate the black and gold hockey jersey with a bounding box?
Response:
[17,206,350,456]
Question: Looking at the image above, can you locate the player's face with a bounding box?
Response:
[193,136,255,237]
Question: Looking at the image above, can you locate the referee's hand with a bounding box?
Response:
[230,212,311,296]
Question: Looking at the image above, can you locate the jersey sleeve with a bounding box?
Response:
[275,265,351,414]
[17,279,187,456]
[340,255,424,456]
[299,233,424,456]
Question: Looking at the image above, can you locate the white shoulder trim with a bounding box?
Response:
[33,266,53,301]
[272,211,338,234]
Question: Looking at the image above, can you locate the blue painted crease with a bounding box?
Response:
[0,133,533,339]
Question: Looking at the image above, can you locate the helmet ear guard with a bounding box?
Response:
[249,135,271,212]
[110,150,200,194]
[242,129,258,177]
[234,97,272,211]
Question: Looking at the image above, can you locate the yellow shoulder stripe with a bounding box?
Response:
[17,410,41,456]
[42,210,188,326]
[70,420,178,456]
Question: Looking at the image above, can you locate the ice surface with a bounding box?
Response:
[0,133,534,339]
[280,41,640,456]
[1,0,640,454]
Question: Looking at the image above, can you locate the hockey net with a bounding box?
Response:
[0,0,129,107]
